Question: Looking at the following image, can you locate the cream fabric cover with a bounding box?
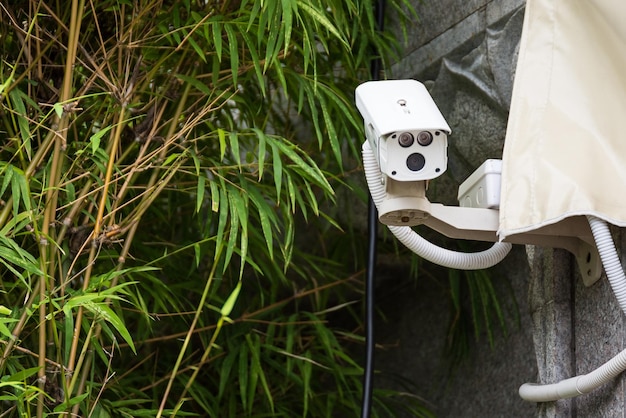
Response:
[499,0,626,240]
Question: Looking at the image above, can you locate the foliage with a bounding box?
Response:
[392,238,519,377]
[0,0,431,417]
[445,267,519,374]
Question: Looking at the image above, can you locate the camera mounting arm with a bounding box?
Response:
[381,178,601,286]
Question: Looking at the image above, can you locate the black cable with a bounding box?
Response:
[360,199,378,418]
[361,1,385,417]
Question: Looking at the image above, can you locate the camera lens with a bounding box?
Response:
[416,131,433,146]
[397,132,414,147]
[406,153,426,172]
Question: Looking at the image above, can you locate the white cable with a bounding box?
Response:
[519,216,626,402]
[519,348,626,402]
[362,141,511,270]
[587,216,626,316]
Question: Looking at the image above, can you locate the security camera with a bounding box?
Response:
[355,79,451,181]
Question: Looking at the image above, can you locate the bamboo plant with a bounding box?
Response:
[0,0,435,416]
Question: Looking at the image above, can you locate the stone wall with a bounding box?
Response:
[374,0,626,416]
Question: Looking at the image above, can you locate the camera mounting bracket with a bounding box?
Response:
[383,185,602,286]
[400,197,601,286]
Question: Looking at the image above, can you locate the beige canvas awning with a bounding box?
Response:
[499,0,626,240]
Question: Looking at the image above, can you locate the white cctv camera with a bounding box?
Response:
[355,79,451,182]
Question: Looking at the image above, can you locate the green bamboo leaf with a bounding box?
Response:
[0,74,12,97]
[301,351,312,415]
[318,210,342,231]
[65,180,76,204]
[467,277,481,340]
[0,236,44,277]
[175,74,212,96]
[239,30,265,95]
[448,270,461,311]
[247,334,274,412]
[224,24,239,86]
[187,35,207,63]
[89,270,147,292]
[319,94,341,164]
[272,139,332,192]
[229,187,248,276]
[229,131,241,168]
[190,10,208,41]
[0,318,18,340]
[320,82,362,131]
[217,348,238,401]
[223,189,240,270]
[247,186,276,259]
[84,301,136,353]
[194,243,201,268]
[255,129,266,180]
[262,8,281,73]
[292,178,308,220]
[246,335,259,412]
[239,224,248,279]
[283,212,295,269]
[483,272,507,331]
[281,0,295,53]
[299,18,313,75]
[64,305,74,364]
[212,21,223,62]
[8,89,30,144]
[171,7,182,43]
[214,186,229,263]
[64,293,121,310]
[302,181,319,216]
[89,123,114,154]
[53,394,89,412]
[294,72,306,112]
[265,0,279,32]
[7,367,40,383]
[162,152,183,167]
[285,313,297,372]
[247,0,262,31]
[271,142,283,199]
[196,175,205,213]
[10,167,20,217]
[210,179,220,213]
[190,147,201,176]
[285,172,296,213]
[301,81,323,145]
[218,128,227,161]
[477,277,494,345]
[0,163,13,199]
[15,167,31,211]
[220,280,241,317]
[271,56,288,94]
[238,342,249,412]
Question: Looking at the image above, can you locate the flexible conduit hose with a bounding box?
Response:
[519,216,626,402]
[588,216,626,315]
[362,141,512,270]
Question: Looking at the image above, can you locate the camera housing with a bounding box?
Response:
[355,79,451,181]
